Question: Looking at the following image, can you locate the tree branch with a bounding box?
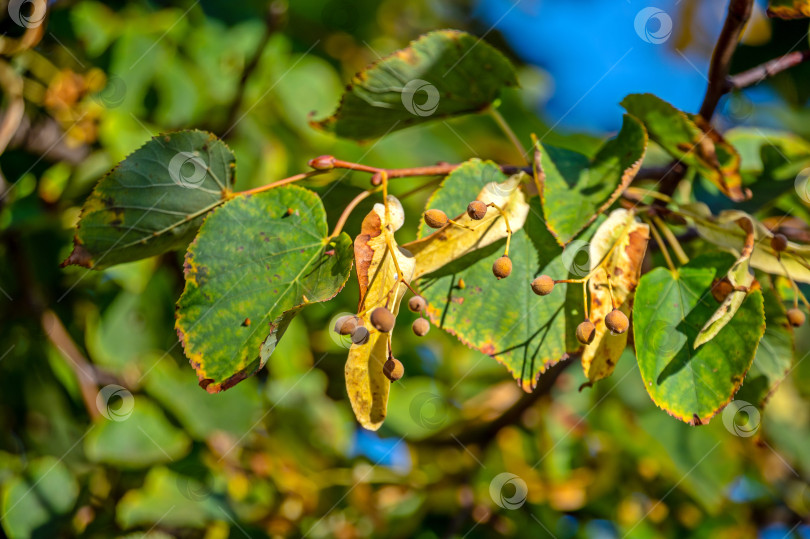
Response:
[699,0,754,120]
[729,49,810,90]
[419,356,574,447]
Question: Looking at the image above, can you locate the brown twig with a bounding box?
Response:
[221,1,286,137]
[419,356,574,447]
[699,0,755,121]
[728,49,810,90]
[41,310,101,420]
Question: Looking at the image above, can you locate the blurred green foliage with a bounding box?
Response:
[1,1,810,538]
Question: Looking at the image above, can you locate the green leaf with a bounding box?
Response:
[633,253,765,425]
[621,93,748,202]
[142,353,263,439]
[63,130,235,269]
[116,467,225,529]
[312,30,518,140]
[767,0,810,18]
[541,114,647,245]
[736,274,794,406]
[85,397,191,467]
[415,178,583,390]
[176,186,353,393]
[1,457,78,539]
[694,213,756,348]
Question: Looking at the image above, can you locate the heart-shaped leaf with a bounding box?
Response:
[409,163,584,389]
[176,186,353,393]
[63,130,235,269]
[633,253,765,425]
[541,115,647,246]
[621,93,748,202]
[312,30,518,141]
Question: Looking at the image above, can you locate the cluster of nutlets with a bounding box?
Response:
[423,201,513,280]
[333,295,432,382]
[771,233,806,327]
[530,274,629,344]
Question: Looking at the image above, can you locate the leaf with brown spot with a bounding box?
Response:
[346,196,415,430]
[63,130,235,270]
[622,94,749,202]
[175,186,353,393]
[582,209,649,383]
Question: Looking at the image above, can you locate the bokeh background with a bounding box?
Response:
[2,0,810,537]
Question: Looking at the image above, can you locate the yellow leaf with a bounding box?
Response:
[582,209,649,383]
[683,204,810,283]
[346,196,415,430]
[405,174,531,280]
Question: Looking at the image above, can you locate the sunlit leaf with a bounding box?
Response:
[176,186,353,393]
[541,115,647,246]
[682,203,810,283]
[312,30,518,140]
[767,0,810,18]
[346,196,415,430]
[621,93,748,202]
[63,130,235,269]
[582,209,649,384]
[407,161,530,279]
[633,253,765,425]
[411,167,584,390]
